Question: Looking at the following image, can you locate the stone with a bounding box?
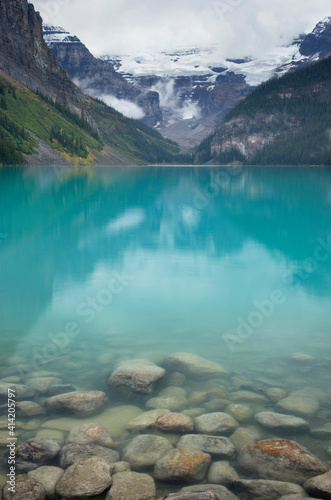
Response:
[165,372,186,387]
[230,391,268,404]
[254,412,310,432]
[108,360,165,395]
[182,408,206,418]
[27,377,62,394]
[67,423,114,448]
[180,484,238,500]
[16,439,60,471]
[28,466,64,500]
[17,401,45,417]
[146,397,187,412]
[105,471,155,500]
[303,471,331,498]
[113,462,131,474]
[56,457,113,497]
[60,443,120,468]
[187,392,208,406]
[203,399,232,412]
[237,439,329,484]
[166,352,228,379]
[266,388,287,402]
[194,412,239,435]
[276,395,319,418]
[48,384,76,396]
[232,479,309,500]
[158,387,187,398]
[35,429,65,446]
[155,413,193,433]
[230,426,261,451]
[177,434,235,458]
[279,496,312,499]
[311,422,331,439]
[126,409,170,432]
[153,448,211,482]
[2,474,46,499]
[208,461,239,484]
[0,383,35,400]
[123,435,173,470]
[45,391,108,416]
[225,404,253,423]
[164,493,218,500]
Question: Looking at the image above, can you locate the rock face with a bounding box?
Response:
[16,439,60,471]
[177,435,235,458]
[166,353,228,379]
[153,448,211,482]
[237,439,329,484]
[2,474,46,500]
[122,435,173,470]
[55,456,113,497]
[45,390,108,416]
[304,471,331,498]
[108,361,165,395]
[106,471,156,500]
[232,479,309,500]
[254,412,310,432]
[0,0,81,103]
[66,423,114,448]
[194,412,239,435]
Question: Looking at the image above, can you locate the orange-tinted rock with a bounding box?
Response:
[237,439,328,484]
[155,413,194,433]
[154,448,211,483]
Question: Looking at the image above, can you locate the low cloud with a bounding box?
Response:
[98,94,145,119]
[152,79,201,120]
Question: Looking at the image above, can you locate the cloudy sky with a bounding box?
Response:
[33,0,331,57]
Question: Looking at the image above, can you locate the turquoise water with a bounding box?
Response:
[0,166,331,490]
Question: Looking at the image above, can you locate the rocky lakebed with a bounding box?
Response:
[1,351,331,500]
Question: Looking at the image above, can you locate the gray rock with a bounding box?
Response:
[237,439,328,484]
[204,399,232,412]
[166,353,228,379]
[0,383,36,400]
[146,396,187,412]
[3,474,46,500]
[177,434,235,458]
[113,461,131,474]
[108,360,165,395]
[16,401,46,417]
[123,435,173,470]
[28,466,64,500]
[230,390,268,404]
[67,423,114,448]
[276,395,319,418]
[16,439,60,471]
[106,471,156,500]
[45,391,108,416]
[60,443,120,468]
[56,457,113,497]
[155,413,193,433]
[180,484,238,500]
[153,448,211,482]
[280,496,315,499]
[304,471,331,498]
[225,404,253,423]
[207,461,239,484]
[254,412,310,432]
[194,412,239,435]
[126,409,170,432]
[164,493,218,500]
[27,377,62,394]
[232,479,308,500]
[311,422,331,439]
[230,426,261,451]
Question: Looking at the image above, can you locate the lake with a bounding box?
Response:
[0,165,331,495]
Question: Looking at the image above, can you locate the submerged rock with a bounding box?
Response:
[28,466,64,500]
[126,409,170,432]
[230,426,261,451]
[163,492,218,499]
[146,396,187,412]
[66,423,114,448]
[45,391,108,416]
[0,383,36,400]
[155,413,193,433]
[123,435,173,470]
[56,457,113,497]
[17,401,46,417]
[237,439,328,484]
[108,360,165,395]
[207,461,239,484]
[230,390,268,404]
[194,412,239,435]
[60,443,120,468]
[225,404,253,423]
[106,471,156,500]
[48,384,76,396]
[232,479,309,500]
[303,471,331,498]
[2,474,46,500]
[180,484,238,500]
[16,438,60,471]
[153,448,211,482]
[27,377,62,394]
[254,412,310,432]
[266,387,287,402]
[166,352,228,379]
[311,422,331,439]
[276,395,319,418]
[177,434,235,458]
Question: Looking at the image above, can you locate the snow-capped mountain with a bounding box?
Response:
[43,18,331,149]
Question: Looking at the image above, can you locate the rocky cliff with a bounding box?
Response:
[0,0,81,106]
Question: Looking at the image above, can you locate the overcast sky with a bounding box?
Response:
[33,0,331,57]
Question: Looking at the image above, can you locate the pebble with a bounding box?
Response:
[177,434,235,458]
[122,435,173,470]
[155,413,193,433]
[105,471,156,500]
[154,448,211,483]
[237,439,328,484]
[194,412,239,435]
